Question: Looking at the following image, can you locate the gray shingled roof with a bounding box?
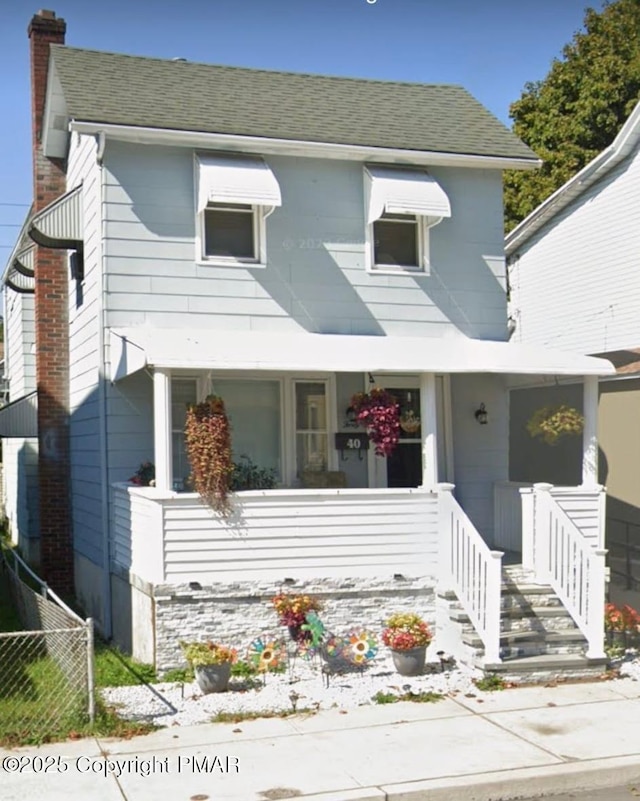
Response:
[51,46,537,161]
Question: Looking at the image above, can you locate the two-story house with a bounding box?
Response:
[1,10,616,675]
[507,99,640,607]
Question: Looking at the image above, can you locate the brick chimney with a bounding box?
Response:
[28,10,74,596]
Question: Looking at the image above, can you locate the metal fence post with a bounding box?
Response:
[86,617,95,723]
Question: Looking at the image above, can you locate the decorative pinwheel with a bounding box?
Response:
[248,638,285,672]
[345,630,378,665]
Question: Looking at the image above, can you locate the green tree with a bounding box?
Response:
[504,0,640,232]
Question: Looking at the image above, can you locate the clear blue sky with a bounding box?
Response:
[0,0,599,258]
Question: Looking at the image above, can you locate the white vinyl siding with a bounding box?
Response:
[102,142,508,340]
[509,144,640,353]
[111,485,439,583]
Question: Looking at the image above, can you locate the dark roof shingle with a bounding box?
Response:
[51,46,537,161]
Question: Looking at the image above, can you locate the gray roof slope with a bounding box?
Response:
[51,46,537,161]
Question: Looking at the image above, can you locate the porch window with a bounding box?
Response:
[295,381,328,478]
[171,378,198,488]
[212,378,282,479]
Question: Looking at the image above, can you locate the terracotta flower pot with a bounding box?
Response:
[391,646,427,676]
[194,662,232,693]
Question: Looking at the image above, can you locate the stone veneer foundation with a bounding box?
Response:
[151,575,437,674]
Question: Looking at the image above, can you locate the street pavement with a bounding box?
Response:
[2,678,640,801]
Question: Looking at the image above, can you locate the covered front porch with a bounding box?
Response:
[107,328,614,668]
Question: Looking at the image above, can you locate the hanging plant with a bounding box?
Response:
[350,388,400,457]
[526,404,584,446]
[185,395,233,514]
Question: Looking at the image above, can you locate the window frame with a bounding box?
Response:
[168,372,337,490]
[368,212,430,275]
[197,201,267,267]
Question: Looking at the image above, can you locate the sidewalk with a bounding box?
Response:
[2,678,640,801]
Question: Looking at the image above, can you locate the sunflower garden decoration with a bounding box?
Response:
[248,637,286,682]
[526,405,584,446]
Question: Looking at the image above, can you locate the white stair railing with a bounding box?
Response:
[531,484,607,659]
[438,483,503,664]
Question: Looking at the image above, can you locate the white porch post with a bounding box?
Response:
[582,375,599,487]
[419,372,438,487]
[153,368,172,492]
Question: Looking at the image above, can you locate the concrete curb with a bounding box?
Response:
[300,755,640,801]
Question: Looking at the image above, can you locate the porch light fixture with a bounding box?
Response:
[474,403,488,425]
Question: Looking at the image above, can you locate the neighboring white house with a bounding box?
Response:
[506,99,640,604]
[0,12,617,673]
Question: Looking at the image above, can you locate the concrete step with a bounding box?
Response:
[452,605,576,627]
[462,628,586,648]
[476,653,608,684]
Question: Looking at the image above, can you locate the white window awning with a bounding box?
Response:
[28,184,83,249]
[6,246,35,294]
[365,165,451,224]
[109,328,615,383]
[196,153,282,213]
[0,391,37,437]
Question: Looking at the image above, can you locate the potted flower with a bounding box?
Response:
[180,640,238,693]
[605,603,640,648]
[350,388,400,456]
[526,405,584,445]
[129,461,155,487]
[272,592,323,642]
[382,612,432,676]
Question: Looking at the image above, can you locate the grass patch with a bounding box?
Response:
[372,689,444,705]
[474,674,507,692]
[94,641,157,688]
[211,707,316,724]
[161,666,194,683]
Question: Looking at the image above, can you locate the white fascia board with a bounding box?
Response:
[69,120,541,171]
[42,61,70,159]
[506,99,640,255]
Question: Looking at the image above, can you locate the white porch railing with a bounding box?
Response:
[111,484,440,584]
[526,483,607,659]
[438,483,503,664]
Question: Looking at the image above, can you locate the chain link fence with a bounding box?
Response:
[0,547,94,743]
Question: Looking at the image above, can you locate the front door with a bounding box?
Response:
[374,377,450,488]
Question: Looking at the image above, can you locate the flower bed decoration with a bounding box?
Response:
[526,405,584,445]
[350,388,400,457]
[272,593,323,641]
[185,395,233,514]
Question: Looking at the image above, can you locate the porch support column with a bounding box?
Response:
[419,372,438,487]
[153,368,172,492]
[582,375,598,487]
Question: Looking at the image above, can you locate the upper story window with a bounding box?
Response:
[204,203,257,260]
[195,153,282,267]
[364,165,451,275]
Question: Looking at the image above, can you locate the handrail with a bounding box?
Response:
[438,483,503,664]
[533,485,606,659]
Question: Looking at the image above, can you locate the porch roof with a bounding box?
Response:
[109,328,615,382]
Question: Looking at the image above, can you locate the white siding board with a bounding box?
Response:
[102,142,507,339]
[510,145,640,353]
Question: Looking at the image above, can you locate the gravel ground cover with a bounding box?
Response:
[100,648,640,729]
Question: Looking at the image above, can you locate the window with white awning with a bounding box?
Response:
[364,165,451,274]
[195,153,282,266]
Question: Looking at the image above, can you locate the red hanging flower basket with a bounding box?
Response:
[350,388,400,457]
